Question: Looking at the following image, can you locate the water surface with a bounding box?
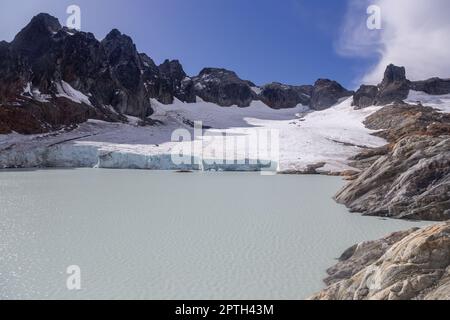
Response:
[0,169,428,299]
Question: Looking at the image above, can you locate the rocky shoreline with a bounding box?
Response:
[312,85,450,300]
[310,222,450,300]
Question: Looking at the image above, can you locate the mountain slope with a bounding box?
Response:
[0,13,355,134]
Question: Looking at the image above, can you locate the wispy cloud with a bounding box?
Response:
[337,0,450,84]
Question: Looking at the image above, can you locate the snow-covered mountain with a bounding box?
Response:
[1,13,450,174]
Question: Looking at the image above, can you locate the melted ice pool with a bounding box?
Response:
[0,169,428,299]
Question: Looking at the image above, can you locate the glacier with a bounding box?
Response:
[0,97,404,173]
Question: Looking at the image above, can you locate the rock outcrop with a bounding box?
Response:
[410,78,450,95]
[353,64,450,109]
[158,59,196,103]
[258,83,312,109]
[0,13,358,134]
[353,64,410,108]
[336,104,450,221]
[376,64,410,105]
[3,13,435,136]
[0,13,194,134]
[192,68,256,107]
[352,85,379,109]
[310,222,450,300]
[310,79,354,111]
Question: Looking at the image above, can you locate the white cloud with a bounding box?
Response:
[338,0,450,84]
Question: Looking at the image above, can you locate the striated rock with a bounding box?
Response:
[310,222,450,300]
[364,103,450,141]
[310,79,354,111]
[192,68,256,107]
[258,82,312,109]
[336,104,450,221]
[323,229,418,285]
[336,135,450,221]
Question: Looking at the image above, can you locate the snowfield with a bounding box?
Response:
[7,90,450,173]
[0,97,393,173]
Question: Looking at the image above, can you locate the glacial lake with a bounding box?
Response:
[0,169,428,300]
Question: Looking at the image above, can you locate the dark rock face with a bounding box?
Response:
[410,78,450,95]
[376,64,410,105]
[158,59,196,103]
[11,13,62,58]
[310,79,354,110]
[258,83,312,109]
[192,68,256,107]
[352,64,450,109]
[0,13,198,134]
[335,103,450,221]
[352,85,378,109]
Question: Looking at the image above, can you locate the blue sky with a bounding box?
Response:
[1,0,448,88]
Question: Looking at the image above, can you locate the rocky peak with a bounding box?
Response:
[310,79,354,111]
[139,53,158,71]
[353,64,411,108]
[376,64,410,105]
[101,29,140,66]
[192,68,255,107]
[381,64,407,86]
[159,59,187,82]
[410,77,450,95]
[11,13,62,57]
[156,59,195,104]
[23,13,62,34]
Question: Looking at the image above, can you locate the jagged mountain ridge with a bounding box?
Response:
[1,13,450,135]
[0,13,352,134]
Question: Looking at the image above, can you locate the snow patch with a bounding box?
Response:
[251,87,262,95]
[56,81,93,106]
[406,90,450,113]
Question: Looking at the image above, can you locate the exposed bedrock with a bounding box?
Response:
[258,82,312,109]
[0,13,357,134]
[336,104,450,221]
[310,222,450,300]
[353,64,450,109]
[310,79,354,111]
